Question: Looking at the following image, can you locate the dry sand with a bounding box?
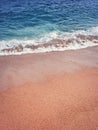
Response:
[0,46,98,130]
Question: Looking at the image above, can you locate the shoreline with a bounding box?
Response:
[0,46,98,90]
[0,46,98,129]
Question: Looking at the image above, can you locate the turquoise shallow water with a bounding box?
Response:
[0,0,98,55]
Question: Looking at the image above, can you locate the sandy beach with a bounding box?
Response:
[0,46,98,130]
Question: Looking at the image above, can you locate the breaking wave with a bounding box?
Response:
[0,26,98,56]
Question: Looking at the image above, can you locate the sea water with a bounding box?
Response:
[0,0,98,55]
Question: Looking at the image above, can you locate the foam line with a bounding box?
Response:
[0,26,98,56]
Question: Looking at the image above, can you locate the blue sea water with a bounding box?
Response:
[0,0,98,55]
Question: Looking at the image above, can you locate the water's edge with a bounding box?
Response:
[0,27,98,56]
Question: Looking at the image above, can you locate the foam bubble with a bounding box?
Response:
[0,26,98,56]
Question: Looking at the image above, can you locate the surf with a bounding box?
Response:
[0,26,98,56]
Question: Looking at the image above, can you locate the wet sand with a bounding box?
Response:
[0,46,98,130]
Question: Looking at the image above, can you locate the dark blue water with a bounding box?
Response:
[0,0,98,55]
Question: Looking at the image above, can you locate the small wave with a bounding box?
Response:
[0,26,98,56]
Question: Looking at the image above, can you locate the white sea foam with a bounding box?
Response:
[0,26,98,56]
